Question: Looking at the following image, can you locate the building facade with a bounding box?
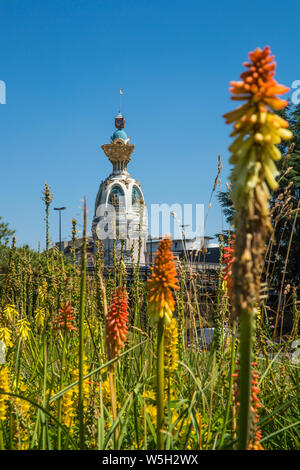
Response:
[56,111,220,275]
[91,112,148,265]
[146,236,220,270]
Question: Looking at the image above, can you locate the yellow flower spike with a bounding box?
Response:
[0,366,10,421]
[37,280,48,308]
[99,377,111,408]
[0,327,13,348]
[61,389,76,428]
[35,307,46,329]
[3,304,18,322]
[16,318,31,342]
[164,318,179,375]
[71,356,90,409]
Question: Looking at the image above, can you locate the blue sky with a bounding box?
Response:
[0,0,299,248]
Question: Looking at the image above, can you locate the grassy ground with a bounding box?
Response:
[0,235,299,450]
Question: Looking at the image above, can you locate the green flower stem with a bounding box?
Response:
[57,329,67,450]
[72,218,77,267]
[42,183,52,270]
[109,365,118,445]
[41,336,48,450]
[156,318,165,450]
[219,327,237,448]
[78,198,87,449]
[238,310,254,450]
[0,426,4,450]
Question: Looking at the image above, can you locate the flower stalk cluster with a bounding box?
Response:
[53,302,77,332]
[147,238,179,326]
[0,366,9,422]
[224,46,292,314]
[16,318,31,342]
[222,237,235,299]
[146,237,179,450]
[224,46,292,214]
[224,46,292,450]
[164,317,179,376]
[106,287,129,360]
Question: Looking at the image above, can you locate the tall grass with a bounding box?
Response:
[0,189,298,450]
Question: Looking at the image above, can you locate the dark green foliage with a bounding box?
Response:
[217,192,235,225]
[0,216,15,244]
[271,103,300,286]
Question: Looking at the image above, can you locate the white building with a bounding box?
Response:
[91,112,148,265]
[146,236,220,270]
[57,111,220,272]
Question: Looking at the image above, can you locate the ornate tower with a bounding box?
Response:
[92,112,148,265]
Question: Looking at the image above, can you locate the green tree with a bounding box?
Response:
[217,191,235,225]
[0,216,15,244]
[271,103,300,285]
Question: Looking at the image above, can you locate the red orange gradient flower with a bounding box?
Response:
[224,46,292,212]
[106,287,129,359]
[53,302,77,331]
[147,237,179,326]
[222,237,235,297]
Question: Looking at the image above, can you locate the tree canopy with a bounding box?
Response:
[0,216,15,244]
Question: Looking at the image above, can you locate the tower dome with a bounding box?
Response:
[92,111,148,265]
[111,129,129,144]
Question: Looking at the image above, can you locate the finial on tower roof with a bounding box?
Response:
[119,88,124,114]
[115,113,125,130]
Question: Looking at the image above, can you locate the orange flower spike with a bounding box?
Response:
[147,237,179,326]
[106,287,129,359]
[224,46,292,215]
[53,302,77,331]
[222,236,236,297]
[229,46,288,109]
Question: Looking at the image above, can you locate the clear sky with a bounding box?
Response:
[0,0,299,248]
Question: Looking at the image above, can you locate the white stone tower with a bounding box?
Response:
[92,112,148,265]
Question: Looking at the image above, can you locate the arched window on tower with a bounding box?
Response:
[132,186,143,207]
[108,185,125,211]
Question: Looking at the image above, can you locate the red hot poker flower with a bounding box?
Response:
[224,46,292,213]
[222,237,236,297]
[53,302,77,331]
[229,46,289,110]
[106,287,129,359]
[147,237,179,326]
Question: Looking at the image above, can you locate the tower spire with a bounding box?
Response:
[101,105,134,174]
[92,104,148,267]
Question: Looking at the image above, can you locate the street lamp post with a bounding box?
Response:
[148,235,154,266]
[149,235,153,266]
[54,207,66,251]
